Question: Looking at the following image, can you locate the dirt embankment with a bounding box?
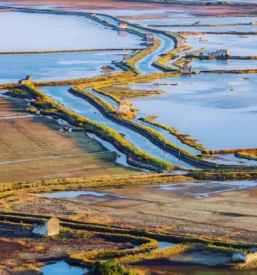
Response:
[4,0,257,16]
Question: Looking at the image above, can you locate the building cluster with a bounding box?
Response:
[206,49,231,57]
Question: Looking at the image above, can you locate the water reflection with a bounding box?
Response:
[127,74,257,150]
[0,51,128,84]
[0,11,141,51]
[40,261,88,275]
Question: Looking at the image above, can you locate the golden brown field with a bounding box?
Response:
[0,99,136,183]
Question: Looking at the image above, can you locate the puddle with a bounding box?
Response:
[40,261,88,275]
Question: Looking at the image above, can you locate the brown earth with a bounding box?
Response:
[0,98,137,183]
[3,0,257,16]
[3,184,257,243]
[0,223,129,274]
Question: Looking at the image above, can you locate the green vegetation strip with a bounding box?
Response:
[0,211,254,266]
[0,48,143,55]
[139,115,208,153]
[0,72,136,90]
[152,45,192,72]
[202,69,257,74]
[178,31,257,35]
[191,169,257,181]
[19,84,178,172]
[187,54,257,60]
[115,36,161,74]
[0,174,191,199]
[149,23,254,27]
[70,86,255,170]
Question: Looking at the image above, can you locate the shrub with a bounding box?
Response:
[92,260,134,275]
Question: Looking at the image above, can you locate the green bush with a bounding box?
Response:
[91,260,133,275]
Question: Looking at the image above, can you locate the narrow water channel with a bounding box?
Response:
[40,86,194,168]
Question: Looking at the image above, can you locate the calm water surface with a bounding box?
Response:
[0,11,141,51]
[0,51,128,84]
[192,59,257,71]
[40,261,88,275]
[40,86,194,168]
[131,17,257,26]
[127,74,257,150]
[186,35,257,56]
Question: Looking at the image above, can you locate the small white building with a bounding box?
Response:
[119,22,128,29]
[146,32,154,45]
[181,65,193,74]
[32,217,60,236]
[118,102,130,114]
[251,21,257,25]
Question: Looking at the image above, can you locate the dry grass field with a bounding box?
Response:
[0,99,136,183]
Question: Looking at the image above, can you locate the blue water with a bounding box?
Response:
[40,262,88,275]
[0,51,128,84]
[128,74,257,150]
[89,88,200,155]
[136,33,175,75]
[192,59,257,71]
[40,86,194,168]
[187,34,257,56]
[0,11,141,51]
[130,17,257,27]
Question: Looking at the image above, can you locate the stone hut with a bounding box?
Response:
[146,32,154,45]
[19,75,32,84]
[119,22,128,29]
[232,250,257,264]
[118,102,130,114]
[32,217,60,236]
[123,54,131,63]
[181,65,193,74]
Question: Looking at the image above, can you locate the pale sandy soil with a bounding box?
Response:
[4,185,257,243]
[3,0,257,16]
